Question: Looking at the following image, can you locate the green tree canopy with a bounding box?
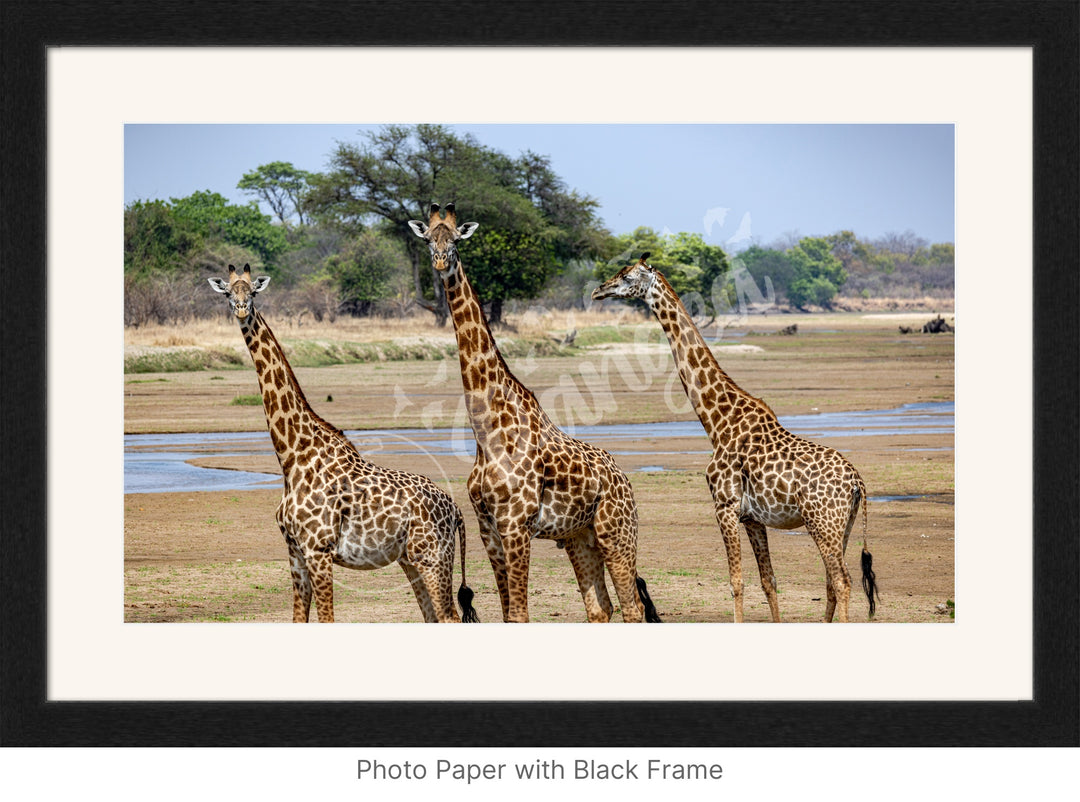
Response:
[237,161,315,228]
[322,229,410,315]
[786,236,847,308]
[306,124,608,324]
[124,199,202,279]
[169,190,288,271]
[666,231,731,306]
[735,244,797,304]
[462,227,555,325]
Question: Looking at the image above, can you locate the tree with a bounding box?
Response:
[736,244,798,303]
[124,200,202,278]
[786,236,848,309]
[605,226,667,265]
[170,190,288,271]
[877,229,928,259]
[666,231,732,310]
[307,124,608,325]
[322,229,411,316]
[516,150,609,260]
[237,161,315,229]
[462,227,554,325]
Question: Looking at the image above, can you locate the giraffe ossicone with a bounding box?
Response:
[593,254,879,622]
[208,264,478,623]
[411,204,661,624]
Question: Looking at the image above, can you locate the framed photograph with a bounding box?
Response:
[2,0,1076,786]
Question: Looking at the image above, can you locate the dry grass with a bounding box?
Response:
[124,308,639,349]
[834,295,955,313]
[125,304,956,353]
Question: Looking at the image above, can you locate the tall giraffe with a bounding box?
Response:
[208,264,477,623]
[593,254,879,622]
[409,204,660,623]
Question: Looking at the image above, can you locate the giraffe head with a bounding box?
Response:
[591,253,656,301]
[407,202,479,278]
[207,264,271,320]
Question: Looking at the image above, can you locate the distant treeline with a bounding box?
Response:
[124,124,954,327]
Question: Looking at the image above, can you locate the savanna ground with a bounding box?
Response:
[124,308,955,624]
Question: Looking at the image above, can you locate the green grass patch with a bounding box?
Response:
[125,324,648,375]
[229,393,262,406]
[125,347,246,374]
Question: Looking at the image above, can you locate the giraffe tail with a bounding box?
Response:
[636,575,662,623]
[856,478,880,619]
[456,511,479,623]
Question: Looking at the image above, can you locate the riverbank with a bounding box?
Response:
[124,313,955,433]
[125,427,954,624]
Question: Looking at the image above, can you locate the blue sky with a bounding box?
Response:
[124,124,954,248]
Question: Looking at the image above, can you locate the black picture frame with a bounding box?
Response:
[2,0,1076,748]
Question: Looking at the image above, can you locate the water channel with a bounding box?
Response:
[124,402,953,495]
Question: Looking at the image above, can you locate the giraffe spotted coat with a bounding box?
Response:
[593,255,877,622]
[410,204,659,624]
[209,265,477,623]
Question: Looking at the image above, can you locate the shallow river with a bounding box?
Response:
[124,402,953,495]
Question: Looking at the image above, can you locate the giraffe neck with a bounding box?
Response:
[645,274,760,447]
[239,310,327,474]
[441,264,547,445]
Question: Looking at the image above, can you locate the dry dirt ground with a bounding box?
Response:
[124,313,955,624]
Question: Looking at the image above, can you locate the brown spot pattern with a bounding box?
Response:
[212,268,473,623]
[417,205,651,623]
[594,263,872,622]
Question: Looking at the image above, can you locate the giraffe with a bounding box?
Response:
[408,203,660,624]
[208,264,478,623]
[593,254,879,622]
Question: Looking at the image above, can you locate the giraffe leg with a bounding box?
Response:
[400,562,440,622]
[591,496,644,624]
[713,503,745,622]
[402,520,460,623]
[563,533,614,622]
[285,535,313,623]
[806,521,851,623]
[824,574,837,623]
[744,520,781,622]
[500,521,533,623]
[306,550,335,623]
[706,459,745,622]
[473,504,509,622]
[469,465,510,622]
[279,506,313,623]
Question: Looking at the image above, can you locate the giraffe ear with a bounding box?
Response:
[208,277,230,294]
[457,222,479,240]
[408,220,429,238]
[251,276,271,293]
